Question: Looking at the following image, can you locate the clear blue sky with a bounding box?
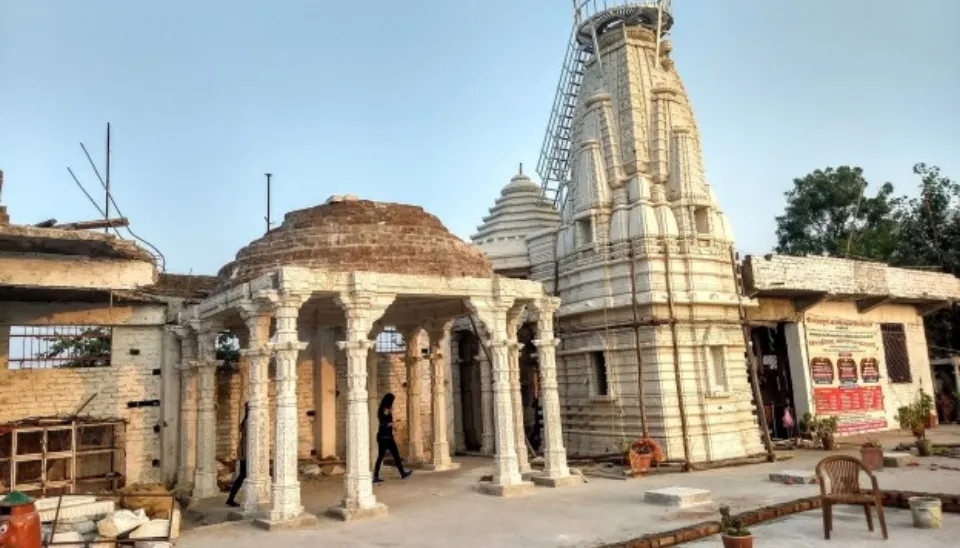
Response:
[1,1,958,275]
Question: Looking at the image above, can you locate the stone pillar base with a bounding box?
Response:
[251,512,320,531]
[420,461,461,472]
[326,503,388,522]
[531,474,583,488]
[477,481,535,497]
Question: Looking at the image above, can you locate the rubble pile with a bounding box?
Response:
[35,486,181,547]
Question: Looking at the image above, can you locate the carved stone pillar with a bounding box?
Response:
[478,331,494,455]
[239,305,273,514]
[450,332,466,453]
[424,321,458,471]
[468,296,533,497]
[531,297,580,488]
[366,331,380,463]
[192,327,221,500]
[174,329,197,491]
[328,290,395,521]
[506,311,530,475]
[263,295,307,524]
[401,327,424,464]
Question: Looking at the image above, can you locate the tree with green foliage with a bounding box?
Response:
[773,162,960,351]
[43,327,112,368]
[774,166,900,259]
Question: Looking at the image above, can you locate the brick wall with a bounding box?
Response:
[0,325,165,485]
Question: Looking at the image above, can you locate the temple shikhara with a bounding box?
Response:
[1,1,959,541]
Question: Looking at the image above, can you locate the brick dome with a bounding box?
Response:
[216,196,494,289]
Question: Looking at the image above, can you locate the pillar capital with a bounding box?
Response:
[335,291,396,340]
[532,338,561,349]
[336,339,373,359]
[268,340,308,354]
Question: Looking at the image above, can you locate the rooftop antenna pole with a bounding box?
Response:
[104,122,111,233]
[519,162,523,175]
[265,172,273,233]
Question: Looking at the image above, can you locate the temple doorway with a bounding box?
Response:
[751,323,796,440]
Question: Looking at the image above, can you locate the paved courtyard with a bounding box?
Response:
[179,430,960,548]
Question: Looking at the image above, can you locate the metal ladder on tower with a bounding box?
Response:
[536,30,591,211]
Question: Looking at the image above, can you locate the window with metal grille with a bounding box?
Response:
[6,326,112,370]
[375,328,405,354]
[880,323,911,383]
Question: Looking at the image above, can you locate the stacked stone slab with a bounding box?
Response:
[525,21,764,462]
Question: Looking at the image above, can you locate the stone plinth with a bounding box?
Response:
[531,474,583,488]
[420,462,462,472]
[478,481,536,497]
[251,512,320,531]
[884,452,917,467]
[326,503,388,522]
[644,487,712,507]
[768,470,817,484]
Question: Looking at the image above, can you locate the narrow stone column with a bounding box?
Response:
[401,327,424,464]
[478,336,495,455]
[174,329,197,491]
[450,333,466,453]
[424,322,458,471]
[531,298,580,488]
[240,308,273,514]
[262,296,308,526]
[366,339,379,463]
[192,328,221,500]
[487,338,525,490]
[328,289,394,521]
[508,340,531,475]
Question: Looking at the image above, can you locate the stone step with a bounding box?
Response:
[644,487,712,508]
[768,470,818,484]
[883,452,917,467]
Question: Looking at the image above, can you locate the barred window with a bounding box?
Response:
[6,325,112,370]
[880,323,911,383]
[375,328,406,354]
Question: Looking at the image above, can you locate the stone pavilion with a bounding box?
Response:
[173,196,578,528]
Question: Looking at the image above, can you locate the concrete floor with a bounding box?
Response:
[178,429,960,548]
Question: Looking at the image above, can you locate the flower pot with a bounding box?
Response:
[917,439,933,457]
[721,534,754,548]
[627,451,653,473]
[860,446,884,471]
[821,435,836,451]
[908,496,942,529]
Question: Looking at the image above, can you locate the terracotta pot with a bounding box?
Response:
[822,435,836,451]
[860,446,884,471]
[721,534,754,548]
[628,451,653,473]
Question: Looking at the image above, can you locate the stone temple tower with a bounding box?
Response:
[527,1,765,463]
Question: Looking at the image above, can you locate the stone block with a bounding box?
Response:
[49,531,84,548]
[252,512,320,530]
[531,474,583,488]
[768,470,817,484]
[129,516,180,540]
[644,487,712,507]
[53,517,97,535]
[478,481,536,497]
[884,452,917,467]
[97,509,149,538]
[326,503,388,522]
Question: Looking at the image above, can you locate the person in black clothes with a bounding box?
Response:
[226,403,249,507]
[373,392,412,484]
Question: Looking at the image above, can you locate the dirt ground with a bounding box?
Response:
[178,426,960,548]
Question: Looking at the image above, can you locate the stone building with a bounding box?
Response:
[172,196,577,528]
[743,254,960,438]
[0,178,217,494]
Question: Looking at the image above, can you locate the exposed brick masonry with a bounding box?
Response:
[216,199,493,290]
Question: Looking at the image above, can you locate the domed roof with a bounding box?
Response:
[217,196,493,289]
[471,171,561,275]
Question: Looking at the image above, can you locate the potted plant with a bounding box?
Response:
[897,389,934,456]
[720,505,753,548]
[626,438,665,474]
[817,415,839,450]
[859,438,884,471]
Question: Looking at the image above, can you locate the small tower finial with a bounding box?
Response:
[519,162,523,175]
